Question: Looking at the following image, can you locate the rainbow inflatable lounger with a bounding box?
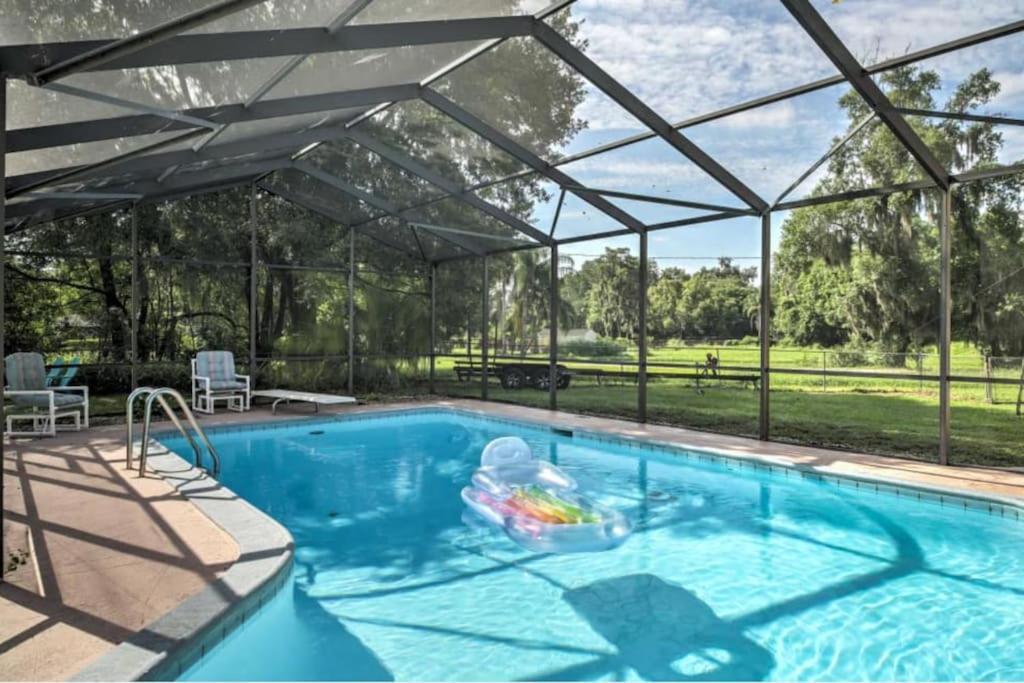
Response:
[461,437,633,553]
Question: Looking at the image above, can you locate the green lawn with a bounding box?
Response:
[436,380,1022,468]
[433,343,1024,468]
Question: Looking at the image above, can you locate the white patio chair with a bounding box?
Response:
[191,351,250,414]
[4,352,89,437]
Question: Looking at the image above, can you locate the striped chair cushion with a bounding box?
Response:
[5,352,47,391]
[196,351,237,383]
[209,380,247,391]
[13,392,85,408]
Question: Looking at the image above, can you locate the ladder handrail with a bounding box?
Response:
[126,386,202,470]
[132,387,222,478]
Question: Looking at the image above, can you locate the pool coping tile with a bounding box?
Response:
[69,445,294,682]
[167,403,1024,521]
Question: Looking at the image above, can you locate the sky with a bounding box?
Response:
[530,0,1024,271]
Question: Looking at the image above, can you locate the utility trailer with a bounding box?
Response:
[454,360,572,390]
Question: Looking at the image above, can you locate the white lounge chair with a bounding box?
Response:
[251,389,356,414]
[191,351,250,414]
[4,352,89,437]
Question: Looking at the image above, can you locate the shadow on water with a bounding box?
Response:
[287,580,394,681]
[524,503,928,681]
[552,574,775,682]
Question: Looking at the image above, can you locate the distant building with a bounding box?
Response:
[538,327,598,343]
[558,254,574,279]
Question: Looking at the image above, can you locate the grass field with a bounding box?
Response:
[72,340,1024,469]
[432,341,1024,468]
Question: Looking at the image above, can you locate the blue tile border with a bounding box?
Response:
[163,404,1024,522]
[569,427,1024,522]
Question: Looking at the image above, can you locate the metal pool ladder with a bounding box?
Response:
[126,387,221,477]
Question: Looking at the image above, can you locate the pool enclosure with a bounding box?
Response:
[3,0,1024,467]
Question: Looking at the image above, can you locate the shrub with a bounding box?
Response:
[828,342,912,369]
[78,364,133,394]
[829,342,871,368]
[558,338,626,358]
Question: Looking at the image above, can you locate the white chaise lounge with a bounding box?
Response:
[251,389,356,415]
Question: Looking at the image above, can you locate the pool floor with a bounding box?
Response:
[170,410,1024,681]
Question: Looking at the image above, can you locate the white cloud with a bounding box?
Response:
[562,156,712,193]
[566,0,1024,127]
[568,0,839,127]
[717,101,797,130]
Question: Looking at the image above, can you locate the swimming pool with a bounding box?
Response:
[166,408,1024,681]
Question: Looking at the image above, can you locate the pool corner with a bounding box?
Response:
[69,445,294,682]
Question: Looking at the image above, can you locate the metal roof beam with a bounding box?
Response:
[6,124,362,194]
[403,225,485,257]
[9,14,1023,158]
[646,210,757,232]
[243,1,375,106]
[895,107,1024,128]
[258,182,423,261]
[8,83,419,153]
[773,179,937,212]
[6,157,291,219]
[531,20,768,213]
[42,82,220,131]
[177,0,377,178]
[19,190,143,201]
[772,113,877,208]
[294,161,399,216]
[344,128,551,245]
[421,89,647,233]
[11,199,132,231]
[29,0,270,84]
[559,184,751,214]
[1,17,535,76]
[954,161,1024,184]
[531,17,1024,174]
[6,128,205,198]
[407,221,527,246]
[782,0,951,190]
[293,161,486,257]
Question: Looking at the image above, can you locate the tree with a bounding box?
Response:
[6,1,589,390]
[648,267,690,339]
[491,250,564,355]
[774,65,1023,358]
[561,248,642,341]
[953,175,1024,357]
[674,259,759,341]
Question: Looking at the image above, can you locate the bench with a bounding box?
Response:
[251,389,357,415]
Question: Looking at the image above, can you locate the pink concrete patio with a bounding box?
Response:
[1,428,238,681]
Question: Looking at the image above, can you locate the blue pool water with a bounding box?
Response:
[171,410,1024,681]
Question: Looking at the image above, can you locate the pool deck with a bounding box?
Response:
[1,428,239,681]
[3,397,1024,681]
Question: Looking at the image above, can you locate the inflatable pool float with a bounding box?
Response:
[461,437,632,553]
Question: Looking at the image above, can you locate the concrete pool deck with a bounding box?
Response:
[1,429,239,681]
[3,398,1024,680]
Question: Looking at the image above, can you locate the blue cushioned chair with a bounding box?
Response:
[191,351,250,414]
[5,352,89,437]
